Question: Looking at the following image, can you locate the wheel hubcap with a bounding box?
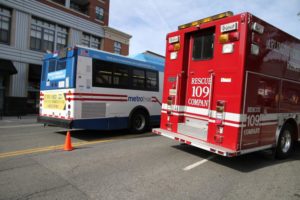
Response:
[134,114,145,131]
[281,130,292,153]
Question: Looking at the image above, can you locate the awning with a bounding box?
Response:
[0,59,17,75]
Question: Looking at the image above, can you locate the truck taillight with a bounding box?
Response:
[168,35,180,60]
[166,96,175,130]
[250,22,264,56]
[167,96,173,106]
[219,32,239,54]
[219,32,239,43]
[214,100,226,143]
[216,100,226,125]
[168,43,180,52]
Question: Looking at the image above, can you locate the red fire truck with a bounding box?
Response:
[153,11,300,158]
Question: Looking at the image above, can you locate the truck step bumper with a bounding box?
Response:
[153,128,239,157]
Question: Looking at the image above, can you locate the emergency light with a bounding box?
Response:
[178,11,233,30]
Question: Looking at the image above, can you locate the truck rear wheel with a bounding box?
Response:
[129,110,149,134]
[276,124,295,159]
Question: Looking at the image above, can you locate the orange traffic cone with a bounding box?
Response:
[64,131,73,151]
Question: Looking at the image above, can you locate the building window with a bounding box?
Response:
[50,0,66,6]
[114,41,121,54]
[30,17,68,52]
[70,0,89,15]
[95,6,104,21]
[56,26,68,50]
[0,6,11,44]
[82,33,101,49]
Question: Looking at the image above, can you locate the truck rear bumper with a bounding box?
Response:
[152,128,238,157]
[37,116,73,129]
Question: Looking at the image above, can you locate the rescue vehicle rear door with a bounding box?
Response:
[178,27,216,141]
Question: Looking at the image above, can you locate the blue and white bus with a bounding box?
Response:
[38,46,164,133]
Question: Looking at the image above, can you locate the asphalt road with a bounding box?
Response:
[0,118,300,200]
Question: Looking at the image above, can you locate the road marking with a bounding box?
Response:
[0,139,113,159]
[183,155,215,171]
[0,124,43,129]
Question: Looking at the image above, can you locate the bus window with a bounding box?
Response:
[113,67,129,87]
[56,60,67,71]
[132,69,145,89]
[146,71,158,91]
[192,28,215,60]
[92,58,159,91]
[94,65,113,86]
[48,60,56,72]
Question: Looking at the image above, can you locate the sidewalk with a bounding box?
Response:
[0,115,38,126]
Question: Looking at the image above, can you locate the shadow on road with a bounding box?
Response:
[55,129,158,141]
[173,143,300,173]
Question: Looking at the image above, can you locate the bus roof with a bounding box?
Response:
[130,51,165,67]
[44,46,165,72]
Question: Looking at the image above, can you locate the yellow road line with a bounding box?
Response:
[0,139,113,159]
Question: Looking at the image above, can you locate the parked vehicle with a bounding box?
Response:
[38,46,164,133]
[153,11,300,158]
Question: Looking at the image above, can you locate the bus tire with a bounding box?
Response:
[276,124,295,159]
[129,110,149,134]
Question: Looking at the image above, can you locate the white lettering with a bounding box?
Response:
[247,107,261,113]
[221,22,238,33]
[243,128,260,135]
[192,86,209,98]
[188,98,209,107]
[191,78,211,85]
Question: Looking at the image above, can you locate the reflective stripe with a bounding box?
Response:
[162,104,245,123]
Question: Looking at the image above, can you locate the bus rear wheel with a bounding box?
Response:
[276,124,295,159]
[129,110,149,134]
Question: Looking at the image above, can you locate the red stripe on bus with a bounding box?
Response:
[152,96,162,105]
[70,98,128,102]
[68,93,128,98]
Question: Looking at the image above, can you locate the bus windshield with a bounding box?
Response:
[41,51,76,90]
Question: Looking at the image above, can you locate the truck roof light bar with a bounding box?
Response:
[178,11,234,30]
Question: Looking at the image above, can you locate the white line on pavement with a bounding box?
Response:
[183,155,216,171]
[2,120,13,123]
[0,124,43,129]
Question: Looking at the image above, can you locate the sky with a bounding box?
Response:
[109,0,300,56]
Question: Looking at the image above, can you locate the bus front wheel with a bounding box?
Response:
[129,110,149,134]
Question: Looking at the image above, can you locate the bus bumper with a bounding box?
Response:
[37,116,73,129]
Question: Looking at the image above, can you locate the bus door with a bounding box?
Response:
[178,27,215,141]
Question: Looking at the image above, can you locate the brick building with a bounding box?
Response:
[0,0,131,115]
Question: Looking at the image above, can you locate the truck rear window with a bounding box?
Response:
[192,28,215,60]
